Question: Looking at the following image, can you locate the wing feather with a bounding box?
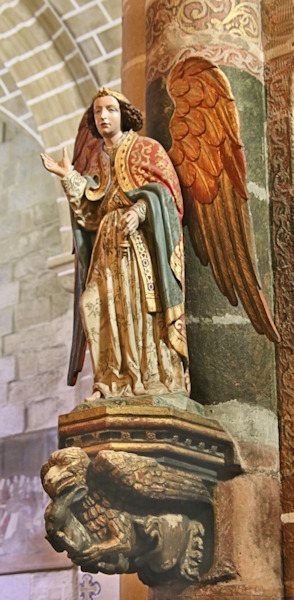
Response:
[173,96,190,116]
[185,81,207,106]
[194,137,222,177]
[181,132,202,162]
[169,77,189,96]
[167,56,280,343]
[201,82,218,108]
[184,110,206,137]
[169,143,185,167]
[220,139,247,199]
[183,57,216,78]
[171,118,189,141]
[194,198,238,304]
[184,190,209,266]
[220,173,276,337]
[174,158,196,187]
[95,450,211,504]
[215,95,243,146]
[198,68,234,99]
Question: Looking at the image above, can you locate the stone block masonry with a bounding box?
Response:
[0,0,123,153]
[0,117,75,430]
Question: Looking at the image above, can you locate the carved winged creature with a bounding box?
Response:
[53,56,279,391]
[41,446,211,584]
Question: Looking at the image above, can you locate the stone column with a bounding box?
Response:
[143,1,283,598]
[144,0,277,409]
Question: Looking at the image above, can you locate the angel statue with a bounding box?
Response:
[41,56,279,402]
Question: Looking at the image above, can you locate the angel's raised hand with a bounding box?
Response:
[40,147,73,178]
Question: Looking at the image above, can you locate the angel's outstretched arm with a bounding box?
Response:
[40,147,73,178]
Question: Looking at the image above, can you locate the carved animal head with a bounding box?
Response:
[41,446,91,500]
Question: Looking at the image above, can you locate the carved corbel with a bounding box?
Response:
[41,395,242,586]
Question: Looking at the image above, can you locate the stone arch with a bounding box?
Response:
[0,0,122,150]
[0,1,110,155]
[0,0,122,258]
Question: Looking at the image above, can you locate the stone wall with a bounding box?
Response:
[0,0,122,153]
[0,2,124,597]
[0,118,75,431]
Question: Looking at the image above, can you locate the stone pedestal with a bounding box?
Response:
[58,394,241,480]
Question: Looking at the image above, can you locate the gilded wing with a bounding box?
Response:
[94,450,211,504]
[167,57,280,343]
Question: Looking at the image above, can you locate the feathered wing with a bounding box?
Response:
[167,57,280,343]
[94,450,211,504]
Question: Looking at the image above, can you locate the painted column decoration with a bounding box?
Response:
[145,0,263,82]
[262,1,294,597]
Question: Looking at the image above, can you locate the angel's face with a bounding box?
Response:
[93,95,122,142]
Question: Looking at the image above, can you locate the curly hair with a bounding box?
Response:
[87,95,143,139]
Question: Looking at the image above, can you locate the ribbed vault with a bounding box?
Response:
[0,0,122,154]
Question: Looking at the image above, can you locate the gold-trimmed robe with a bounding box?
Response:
[63,130,190,398]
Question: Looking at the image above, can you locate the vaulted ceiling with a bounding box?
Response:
[0,0,122,154]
